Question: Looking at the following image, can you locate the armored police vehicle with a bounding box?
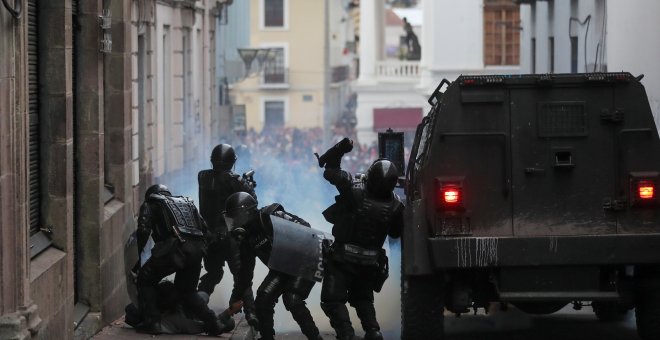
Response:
[400,73,660,340]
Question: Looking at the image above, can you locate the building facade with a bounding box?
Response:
[519,0,660,124]
[130,0,218,193]
[355,0,521,145]
[229,0,355,140]
[0,0,217,339]
[215,0,251,138]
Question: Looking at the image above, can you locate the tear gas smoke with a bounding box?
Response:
[165,139,403,338]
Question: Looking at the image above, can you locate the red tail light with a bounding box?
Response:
[443,188,460,204]
[630,172,658,207]
[436,182,463,211]
[638,181,655,200]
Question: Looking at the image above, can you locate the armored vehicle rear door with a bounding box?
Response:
[426,83,513,237]
[613,81,660,234]
[510,85,617,236]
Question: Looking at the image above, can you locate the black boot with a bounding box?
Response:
[124,303,142,328]
[352,301,380,338]
[240,288,259,327]
[243,307,259,328]
[364,329,383,340]
[206,319,234,336]
[135,319,163,335]
[289,304,321,340]
[217,310,236,332]
[321,302,355,339]
[257,329,275,340]
[136,285,162,334]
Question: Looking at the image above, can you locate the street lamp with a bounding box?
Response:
[238,47,276,77]
[255,48,272,73]
[237,48,260,75]
[212,0,233,22]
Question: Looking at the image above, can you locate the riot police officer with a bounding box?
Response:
[135,184,229,335]
[197,144,259,326]
[225,192,322,340]
[317,138,404,340]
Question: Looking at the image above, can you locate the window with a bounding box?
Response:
[264,100,285,128]
[549,37,554,73]
[484,0,520,66]
[531,38,536,73]
[264,0,285,28]
[263,47,286,84]
[570,36,578,73]
[27,0,41,235]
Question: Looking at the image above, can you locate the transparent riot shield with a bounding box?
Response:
[124,231,140,306]
[124,231,155,306]
[267,215,333,282]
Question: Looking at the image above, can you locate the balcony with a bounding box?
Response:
[259,68,289,89]
[375,61,420,82]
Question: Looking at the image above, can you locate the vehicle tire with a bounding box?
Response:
[512,302,567,315]
[401,274,445,340]
[636,290,660,340]
[592,302,631,322]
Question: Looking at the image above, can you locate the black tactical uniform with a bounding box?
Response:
[197,144,258,325]
[135,184,228,335]
[225,192,322,340]
[320,153,404,340]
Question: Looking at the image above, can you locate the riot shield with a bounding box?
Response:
[124,232,155,306]
[124,231,140,306]
[267,215,333,282]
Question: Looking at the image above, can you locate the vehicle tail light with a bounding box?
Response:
[435,177,464,210]
[630,172,659,207]
[443,187,460,204]
[434,177,468,235]
[638,181,655,200]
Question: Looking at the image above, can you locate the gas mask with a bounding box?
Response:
[224,192,258,241]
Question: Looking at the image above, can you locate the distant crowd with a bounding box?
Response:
[232,127,382,176]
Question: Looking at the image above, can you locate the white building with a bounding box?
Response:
[519,0,660,124]
[355,0,521,145]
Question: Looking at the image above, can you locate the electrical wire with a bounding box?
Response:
[1,0,21,19]
[569,15,591,72]
[593,42,600,72]
[599,3,607,71]
[592,3,607,72]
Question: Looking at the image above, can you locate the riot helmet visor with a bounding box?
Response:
[211,144,237,169]
[223,192,257,239]
[366,159,399,197]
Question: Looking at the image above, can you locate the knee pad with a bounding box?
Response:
[282,293,305,311]
[255,291,278,309]
[320,301,340,314]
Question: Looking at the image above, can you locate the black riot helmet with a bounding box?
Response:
[224,192,258,240]
[365,159,399,198]
[145,184,171,200]
[210,144,237,170]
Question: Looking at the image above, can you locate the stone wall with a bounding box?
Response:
[0,1,218,339]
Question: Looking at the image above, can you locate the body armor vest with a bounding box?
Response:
[332,183,403,249]
[153,194,204,238]
[163,196,204,236]
[198,169,243,231]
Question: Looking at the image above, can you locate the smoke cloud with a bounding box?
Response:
[166,139,403,338]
